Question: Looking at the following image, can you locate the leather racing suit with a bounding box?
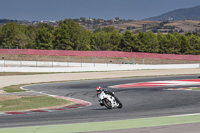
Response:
[97,89,120,106]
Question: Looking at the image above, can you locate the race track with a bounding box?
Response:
[1,75,200,128]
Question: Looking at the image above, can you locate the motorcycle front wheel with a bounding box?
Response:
[103,98,112,109]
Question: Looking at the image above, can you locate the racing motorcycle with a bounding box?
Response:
[98,91,122,109]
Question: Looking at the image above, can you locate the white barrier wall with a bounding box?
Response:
[0,60,199,72]
[0,60,118,67]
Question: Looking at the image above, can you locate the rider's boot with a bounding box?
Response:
[100,103,104,106]
[100,101,104,106]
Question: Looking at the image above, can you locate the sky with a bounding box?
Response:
[1,0,200,21]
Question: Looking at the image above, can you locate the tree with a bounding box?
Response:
[157,32,170,53]
[64,19,82,50]
[53,20,70,50]
[120,30,135,52]
[25,26,37,49]
[91,31,113,51]
[179,35,190,54]
[80,17,86,22]
[110,30,121,50]
[115,17,119,21]
[145,32,159,53]
[102,26,116,33]
[166,33,180,54]
[66,19,90,50]
[35,23,53,50]
[1,22,29,49]
[77,30,92,50]
[188,34,200,54]
[0,26,3,48]
[93,27,102,33]
[53,19,91,50]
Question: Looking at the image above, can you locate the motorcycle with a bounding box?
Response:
[98,91,122,109]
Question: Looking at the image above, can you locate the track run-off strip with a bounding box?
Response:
[109,79,200,88]
[0,87,91,116]
[0,100,90,116]
[1,113,200,133]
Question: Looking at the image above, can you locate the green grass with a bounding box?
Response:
[0,96,72,112]
[1,114,200,133]
[191,87,200,90]
[0,84,73,112]
[1,85,27,93]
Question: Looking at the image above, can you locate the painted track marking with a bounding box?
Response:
[109,79,200,88]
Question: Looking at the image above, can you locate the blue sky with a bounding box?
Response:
[1,0,200,21]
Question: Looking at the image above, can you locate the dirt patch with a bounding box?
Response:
[0,95,74,112]
[0,90,5,94]
[1,54,200,65]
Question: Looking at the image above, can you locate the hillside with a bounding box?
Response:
[79,20,200,34]
[145,5,200,21]
[1,16,200,34]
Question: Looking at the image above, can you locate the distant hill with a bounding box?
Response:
[0,19,17,24]
[145,5,200,21]
[1,16,200,34]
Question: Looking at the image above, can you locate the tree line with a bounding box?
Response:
[0,19,200,55]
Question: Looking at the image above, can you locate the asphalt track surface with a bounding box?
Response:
[1,75,200,128]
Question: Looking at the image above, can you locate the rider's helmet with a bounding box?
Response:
[97,86,102,93]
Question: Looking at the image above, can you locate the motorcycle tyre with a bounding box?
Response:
[118,102,122,109]
[102,99,112,109]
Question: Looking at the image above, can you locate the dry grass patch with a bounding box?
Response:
[0,90,5,94]
[2,85,27,93]
[0,96,27,102]
[184,20,200,24]
[0,96,73,112]
[164,22,182,26]
[0,72,56,76]
[2,54,200,65]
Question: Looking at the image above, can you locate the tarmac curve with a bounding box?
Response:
[1,75,200,128]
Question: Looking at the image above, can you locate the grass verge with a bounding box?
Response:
[1,114,200,133]
[1,85,27,93]
[0,96,72,112]
[191,87,200,90]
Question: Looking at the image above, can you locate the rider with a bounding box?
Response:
[96,86,120,106]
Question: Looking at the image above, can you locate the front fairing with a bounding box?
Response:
[98,92,104,101]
